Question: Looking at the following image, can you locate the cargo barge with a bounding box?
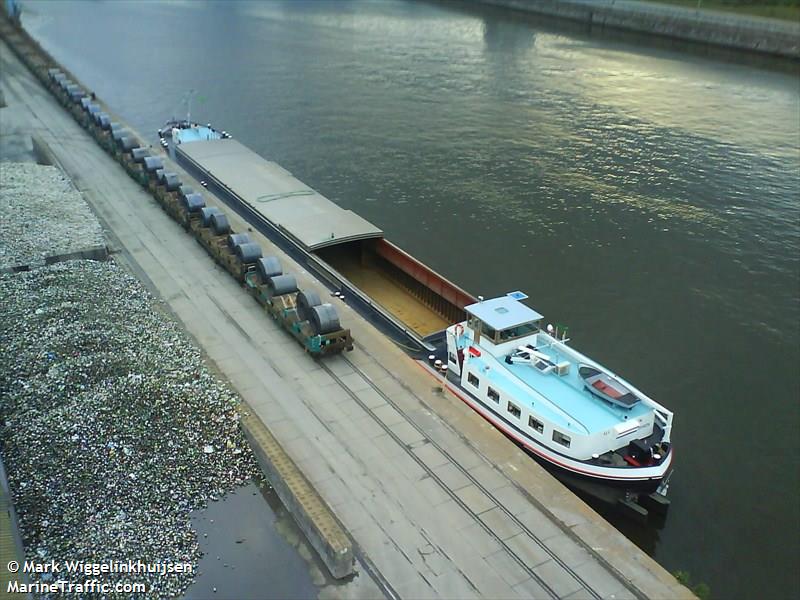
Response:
[168,124,672,514]
[1,16,674,515]
[168,126,475,352]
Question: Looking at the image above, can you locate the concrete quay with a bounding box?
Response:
[0,31,693,600]
[475,0,800,59]
[240,410,354,580]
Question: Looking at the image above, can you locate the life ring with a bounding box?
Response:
[454,323,465,338]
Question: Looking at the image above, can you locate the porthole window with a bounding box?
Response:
[467,372,479,388]
[507,402,521,419]
[487,387,500,403]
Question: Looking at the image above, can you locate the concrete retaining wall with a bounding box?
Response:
[476,0,800,58]
[239,410,355,579]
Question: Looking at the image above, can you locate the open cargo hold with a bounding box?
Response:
[174,138,475,346]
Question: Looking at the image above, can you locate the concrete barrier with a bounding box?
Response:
[0,247,109,274]
[476,0,800,58]
[239,409,355,579]
[31,133,55,166]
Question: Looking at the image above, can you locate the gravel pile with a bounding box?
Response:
[0,260,260,598]
[0,162,105,270]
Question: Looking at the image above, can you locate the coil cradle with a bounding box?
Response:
[29,51,354,356]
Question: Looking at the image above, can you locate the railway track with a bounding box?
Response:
[315,349,646,600]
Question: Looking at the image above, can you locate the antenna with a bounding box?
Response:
[184,89,196,124]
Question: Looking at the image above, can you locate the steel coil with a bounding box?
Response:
[131,148,150,163]
[210,212,230,235]
[266,274,298,297]
[310,303,340,335]
[111,128,129,142]
[236,242,262,264]
[183,193,205,213]
[142,156,163,172]
[200,206,221,226]
[163,172,181,191]
[118,136,138,151]
[296,290,322,322]
[256,256,282,280]
[227,233,252,249]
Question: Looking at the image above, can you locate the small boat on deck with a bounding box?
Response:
[579,364,640,408]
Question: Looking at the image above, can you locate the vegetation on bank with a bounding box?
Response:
[673,570,712,600]
[640,0,800,21]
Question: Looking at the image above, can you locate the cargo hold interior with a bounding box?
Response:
[314,237,472,338]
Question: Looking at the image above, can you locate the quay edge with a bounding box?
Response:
[239,409,355,579]
[470,0,800,59]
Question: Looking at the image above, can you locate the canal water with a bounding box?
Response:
[22,1,799,599]
[185,480,321,600]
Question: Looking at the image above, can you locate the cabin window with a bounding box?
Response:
[529,416,544,434]
[498,321,541,342]
[467,373,479,388]
[552,430,571,448]
[448,352,458,365]
[487,387,500,404]
[507,402,521,419]
[482,323,498,341]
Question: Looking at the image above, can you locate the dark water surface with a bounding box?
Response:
[186,481,320,600]
[23,1,800,598]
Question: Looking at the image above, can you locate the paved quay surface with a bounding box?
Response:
[0,37,693,600]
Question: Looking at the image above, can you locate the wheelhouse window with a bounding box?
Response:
[552,430,571,448]
[497,321,541,343]
[528,416,544,433]
[487,387,500,404]
[507,402,521,419]
[467,372,479,388]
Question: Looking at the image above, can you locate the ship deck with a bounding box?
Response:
[470,338,652,436]
[173,126,220,143]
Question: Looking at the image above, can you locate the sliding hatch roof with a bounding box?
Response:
[177,139,383,250]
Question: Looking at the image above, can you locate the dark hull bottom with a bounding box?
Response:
[524,447,663,500]
[518,445,672,522]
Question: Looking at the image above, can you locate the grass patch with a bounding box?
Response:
[673,570,712,599]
